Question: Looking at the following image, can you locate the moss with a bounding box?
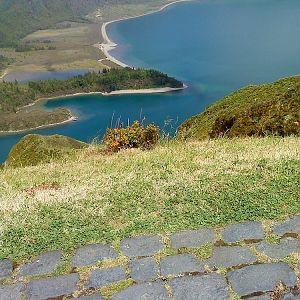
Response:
[5,134,88,168]
[177,76,300,139]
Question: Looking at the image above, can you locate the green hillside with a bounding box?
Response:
[1,136,299,259]
[177,76,300,140]
[0,0,165,47]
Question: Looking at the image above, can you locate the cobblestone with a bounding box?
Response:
[160,254,204,276]
[2,216,300,299]
[222,221,265,243]
[86,266,127,289]
[169,274,230,300]
[27,273,79,300]
[170,228,215,249]
[228,262,297,297]
[120,235,164,258]
[18,251,61,277]
[72,244,118,267]
[0,259,13,280]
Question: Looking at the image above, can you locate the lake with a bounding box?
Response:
[1,0,300,163]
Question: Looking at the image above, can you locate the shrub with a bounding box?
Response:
[103,120,160,152]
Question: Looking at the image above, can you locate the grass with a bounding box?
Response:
[178,76,300,139]
[0,136,299,260]
[0,0,169,77]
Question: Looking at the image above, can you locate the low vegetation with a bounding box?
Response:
[104,120,160,152]
[0,68,182,131]
[0,54,14,74]
[0,108,72,133]
[178,76,300,139]
[5,134,88,168]
[0,136,299,259]
[0,0,167,48]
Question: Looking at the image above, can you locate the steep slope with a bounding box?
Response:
[177,76,300,140]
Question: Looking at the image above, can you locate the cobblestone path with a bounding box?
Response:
[1,215,299,299]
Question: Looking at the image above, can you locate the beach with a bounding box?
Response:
[29,85,187,107]
[99,0,193,68]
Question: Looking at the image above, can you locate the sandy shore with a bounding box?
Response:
[0,70,8,81]
[106,85,187,95]
[31,85,188,105]
[99,0,193,68]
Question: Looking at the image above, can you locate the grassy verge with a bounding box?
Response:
[0,136,299,260]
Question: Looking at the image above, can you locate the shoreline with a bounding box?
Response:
[0,1,191,136]
[0,69,8,81]
[99,0,194,68]
[23,85,188,109]
[1,85,187,135]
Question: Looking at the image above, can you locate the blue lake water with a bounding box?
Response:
[1,0,300,163]
[4,69,92,83]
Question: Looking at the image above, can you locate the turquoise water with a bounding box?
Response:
[1,0,300,163]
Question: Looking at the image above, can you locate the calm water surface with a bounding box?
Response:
[1,0,300,163]
[4,69,92,83]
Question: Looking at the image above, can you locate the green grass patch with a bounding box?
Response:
[0,137,299,260]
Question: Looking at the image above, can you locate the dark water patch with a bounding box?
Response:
[4,69,92,83]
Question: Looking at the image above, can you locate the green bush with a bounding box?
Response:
[103,120,160,152]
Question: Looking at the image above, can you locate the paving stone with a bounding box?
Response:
[248,295,271,300]
[169,274,230,300]
[160,254,204,276]
[120,235,164,258]
[0,259,13,280]
[227,262,297,297]
[18,250,61,277]
[208,246,256,268]
[86,266,127,289]
[129,257,159,283]
[76,295,104,300]
[222,221,265,243]
[256,238,300,259]
[0,283,24,300]
[72,243,118,267]
[273,215,300,236]
[27,273,79,300]
[170,228,215,249]
[111,282,168,300]
[280,292,300,300]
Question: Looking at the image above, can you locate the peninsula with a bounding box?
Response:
[0,68,184,133]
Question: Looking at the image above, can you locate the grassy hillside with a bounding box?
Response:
[0,0,167,48]
[0,137,299,260]
[6,134,88,167]
[178,76,300,139]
